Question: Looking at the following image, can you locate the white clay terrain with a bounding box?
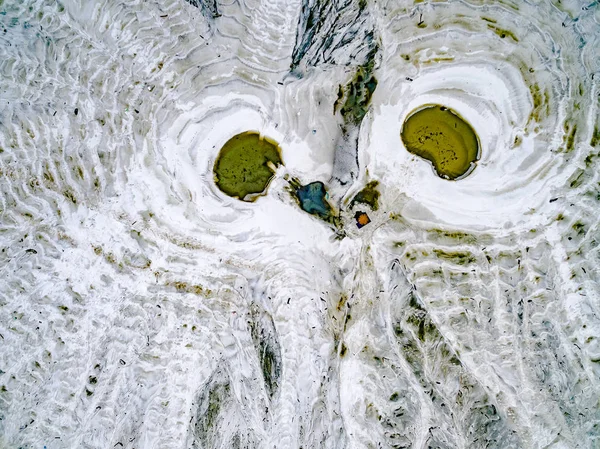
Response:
[0,0,599,448]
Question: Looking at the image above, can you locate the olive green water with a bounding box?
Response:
[213,132,282,201]
[401,105,479,180]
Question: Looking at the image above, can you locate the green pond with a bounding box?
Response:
[401,105,480,180]
[213,131,283,201]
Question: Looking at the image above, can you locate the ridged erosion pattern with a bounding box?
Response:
[0,0,599,449]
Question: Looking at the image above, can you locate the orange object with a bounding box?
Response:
[355,212,370,228]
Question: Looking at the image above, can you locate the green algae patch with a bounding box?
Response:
[349,180,380,210]
[590,126,600,148]
[401,105,480,180]
[487,24,518,42]
[213,132,282,201]
[334,48,378,126]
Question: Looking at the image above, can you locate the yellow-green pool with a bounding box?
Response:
[213,131,282,201]
[401,105,480,180]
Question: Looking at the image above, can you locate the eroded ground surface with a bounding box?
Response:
[0,0,599,448]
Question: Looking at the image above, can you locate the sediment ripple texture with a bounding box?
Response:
[0,0,599,448]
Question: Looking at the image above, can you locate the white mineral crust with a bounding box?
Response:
[0,0,599,448]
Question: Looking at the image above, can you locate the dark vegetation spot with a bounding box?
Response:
[433,249,476,265]
[568,169,584,189]
[590,126,600,148]
[349,180,380,210]
[249,307,282,399]
[487,24,518,41]
[194,370,231,446]
[184,0,220,18]
[337,50,378,125]
[564,123,577,152]
[167,281,209,296]
[333,84,344,114]
[63,189,77,204]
